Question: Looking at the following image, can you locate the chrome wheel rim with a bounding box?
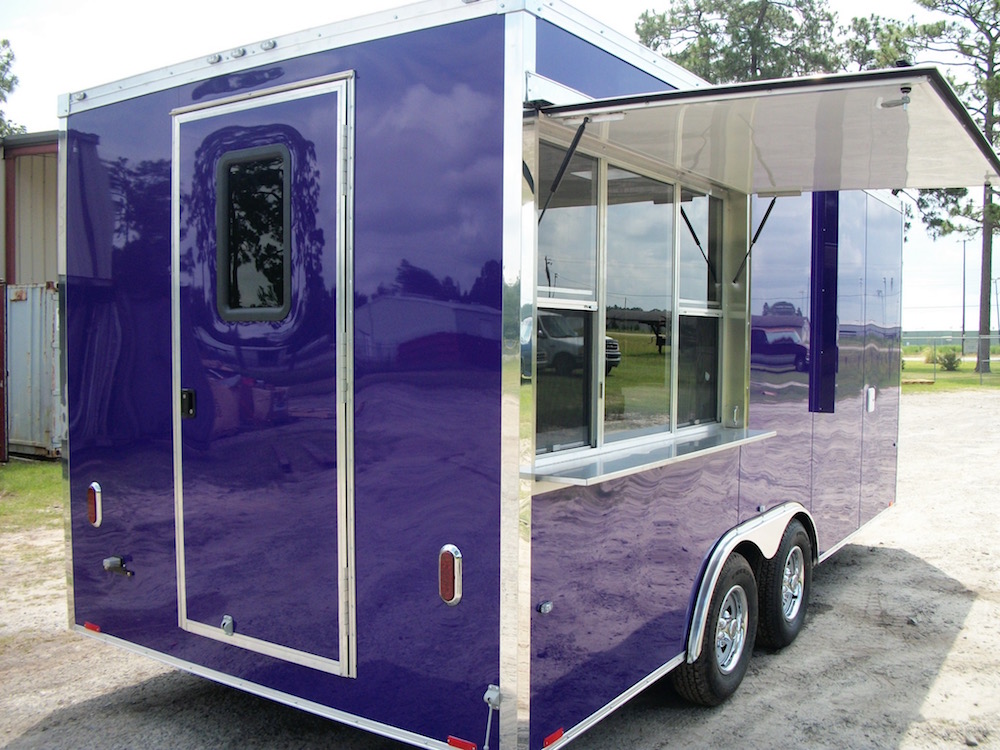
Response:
[715,585,749,674]
[781,546,805,622]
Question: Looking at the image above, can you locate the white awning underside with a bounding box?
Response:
[541,67,1000,195]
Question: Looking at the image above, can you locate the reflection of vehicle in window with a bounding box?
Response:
[751,328,809,372]
[534,312,620,376]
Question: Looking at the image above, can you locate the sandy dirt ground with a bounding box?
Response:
[1,389,998,749]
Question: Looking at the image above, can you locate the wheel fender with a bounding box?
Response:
[685,503,815,663]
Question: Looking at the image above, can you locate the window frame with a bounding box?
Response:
[533,129,744,467]
[215,143,293,322]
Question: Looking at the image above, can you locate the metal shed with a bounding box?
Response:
[2,130,62,459]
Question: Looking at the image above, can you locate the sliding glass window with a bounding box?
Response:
[536,143,598,454]
[534,140,724,457]
[605,168,674,441]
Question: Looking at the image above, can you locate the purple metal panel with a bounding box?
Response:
[739,194,814,521]
[66,16,505,746]
[860,195,902,525]
[530,450,740,749]
[742,190,902,547]
[811,191,866,552]
[536,21,676,99]
[65,84,178,645]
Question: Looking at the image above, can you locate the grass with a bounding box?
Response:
[0,459,65,531]
[902,357,1000,391]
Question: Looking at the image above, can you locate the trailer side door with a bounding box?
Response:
[171,75,355,676]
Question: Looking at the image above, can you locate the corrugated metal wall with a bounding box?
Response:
[13,153,58,284]
[6,284,61,456]
[3,136,62,458]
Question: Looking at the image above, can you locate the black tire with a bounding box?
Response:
[757,519,812,650]
[672,552,758,706]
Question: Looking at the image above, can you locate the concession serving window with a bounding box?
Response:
[527,66,1000,486]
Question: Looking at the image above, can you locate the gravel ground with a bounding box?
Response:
[1,390,998,749]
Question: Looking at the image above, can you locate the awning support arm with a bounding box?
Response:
[680,206,718,283]
[732,197,776,284]
[538,117,589,225]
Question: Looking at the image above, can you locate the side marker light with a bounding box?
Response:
[439,544,463,606]
[87,482,103,527]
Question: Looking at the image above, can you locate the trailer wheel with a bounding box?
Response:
[672,552,758,706]
[757,519,812,649]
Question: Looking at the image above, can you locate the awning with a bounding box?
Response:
[540,67,1000,195]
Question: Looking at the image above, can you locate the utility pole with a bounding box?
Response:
[962,239,966,352]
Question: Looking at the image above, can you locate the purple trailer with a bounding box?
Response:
[60,2,1000,749]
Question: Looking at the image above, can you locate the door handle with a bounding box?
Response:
[180,389,197,419]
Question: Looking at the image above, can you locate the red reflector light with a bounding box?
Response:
[440,554,455,601]
[438,544,463,606]
[447,736,476,750]
[543,728,564,747]
[87,482,103,527]
[84,621,101,632]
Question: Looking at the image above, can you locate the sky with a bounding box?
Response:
[1,0,991,332]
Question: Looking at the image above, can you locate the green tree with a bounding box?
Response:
[841,14,927,70]
[635,0,843,83]
[1,39,26,138]
[637,0,998,371]
[910,0,998,372]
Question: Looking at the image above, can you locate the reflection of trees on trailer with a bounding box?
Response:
[60,2,1000,749]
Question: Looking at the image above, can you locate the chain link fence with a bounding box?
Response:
[901,335,1000,386]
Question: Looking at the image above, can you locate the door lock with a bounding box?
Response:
[180,389,197,419]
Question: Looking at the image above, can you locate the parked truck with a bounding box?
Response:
[60,1,1000,749]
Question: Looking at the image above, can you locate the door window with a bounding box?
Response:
[217,145,291,321]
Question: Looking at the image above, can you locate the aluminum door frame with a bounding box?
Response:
[170,72,357,677]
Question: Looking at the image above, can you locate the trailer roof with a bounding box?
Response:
[58,0,699,119]
[541,66,1000,194]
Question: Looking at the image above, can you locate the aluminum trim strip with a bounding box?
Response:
[171,110,186,631]
[57,116,73,629]
[500,12,534,750]
[541,653,687,750]
[337,72,359,680]
[72,627,454,750]
[185,620,346,675]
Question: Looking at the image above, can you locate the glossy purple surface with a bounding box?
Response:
[743,191,901,552]
[527,191,902,746]
[859,196,902,526]
[535,21,676,99]
[739,194,814,521]
[530,450,740,749]
[67,16,505,745]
